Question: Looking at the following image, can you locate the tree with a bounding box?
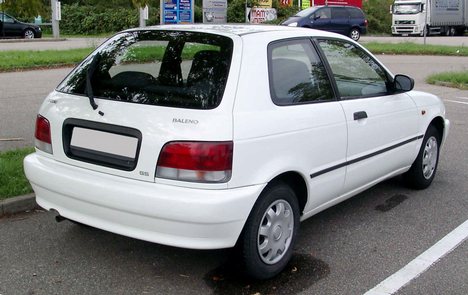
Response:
[131,0,149,8]
[363,0,393,34]
[1,0,49,21]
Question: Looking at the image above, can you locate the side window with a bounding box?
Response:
[268,39,334,105]
[347,8,364,18]
[332,7,349,19]
[318,39,389,98]
[313,8,331,19]
[2,15,15,23]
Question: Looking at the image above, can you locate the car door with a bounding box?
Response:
[269,38,348,213]
[316,39,420,193]
[309,7,332,31]
[1,14,21,37]
[329,7,350,35]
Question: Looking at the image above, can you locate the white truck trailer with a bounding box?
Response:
[391,0,467,36]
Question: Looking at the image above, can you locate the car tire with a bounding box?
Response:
[403,125,441,190]
[23,29,35,39]
[448,27,456,36]
[349,28,360,41]
[445,26,456,36]
[240,182,300,279]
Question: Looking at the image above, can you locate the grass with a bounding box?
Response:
[0,44,221,72]
[0,147,34,200]
[1,42,467,72]
[363,42,468,56]
[426,71,468,90]
[0,48,94,72]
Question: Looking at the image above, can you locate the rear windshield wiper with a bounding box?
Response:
[85,53,101,110]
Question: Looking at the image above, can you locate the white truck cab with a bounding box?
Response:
[391,0,467,36]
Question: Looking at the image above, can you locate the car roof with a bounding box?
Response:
[124,24,343,39]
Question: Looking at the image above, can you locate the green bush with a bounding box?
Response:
[363,0,393,34]
[60,3,160,35]
[227,0,250,23]
[272,0,298,24]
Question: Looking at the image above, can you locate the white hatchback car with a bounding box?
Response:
[24,25,449,279]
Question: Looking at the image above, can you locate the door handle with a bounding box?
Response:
[353,111,368,120]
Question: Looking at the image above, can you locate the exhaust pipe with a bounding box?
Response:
[50,209,67,223]
[55,215,67,222]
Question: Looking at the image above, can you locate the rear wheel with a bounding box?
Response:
[240,182,300,279]
[349,28,361,41]
[403,125,441,189]
[446,26,456,36]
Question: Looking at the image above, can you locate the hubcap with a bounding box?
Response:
[351,30,359,40]
[257,199,294,265]
[422,136,438,179]
[25,30,34,39]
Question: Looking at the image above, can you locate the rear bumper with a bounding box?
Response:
[24,153,263,249]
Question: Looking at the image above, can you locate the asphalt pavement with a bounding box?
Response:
[0,38,467,294]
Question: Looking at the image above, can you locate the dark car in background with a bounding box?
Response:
[281,5,367,41]
[0,12,42,39]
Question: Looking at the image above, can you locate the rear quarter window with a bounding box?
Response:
[347,8,364,18]
[57,31,233,110]
[268,39,334,105]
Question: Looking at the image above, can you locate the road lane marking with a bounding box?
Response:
[445,100,468,105]
[455,97,468,100]
[364,219,468,295]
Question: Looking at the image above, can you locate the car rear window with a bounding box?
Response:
[57,30,233,110]
[347,7,364,18]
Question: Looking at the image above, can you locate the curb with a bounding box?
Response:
[0,38,67,43]
[0,193,38,217]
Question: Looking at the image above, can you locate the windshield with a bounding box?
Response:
[393,4,421,14]
[295,7,319,17]
[57,30,233,110]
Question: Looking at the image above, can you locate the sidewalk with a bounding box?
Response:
[0,37,105,51]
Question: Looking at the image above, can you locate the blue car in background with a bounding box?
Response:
[281,6,368,41]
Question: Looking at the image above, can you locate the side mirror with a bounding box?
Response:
[393,74,414,92]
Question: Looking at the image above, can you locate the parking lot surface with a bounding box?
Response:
[0,46,467,294]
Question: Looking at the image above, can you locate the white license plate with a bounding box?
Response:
[70,127,138,159]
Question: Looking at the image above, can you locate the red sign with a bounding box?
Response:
[312,0,362,8]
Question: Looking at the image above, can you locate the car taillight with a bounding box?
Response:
[35,115,53,154]
[156,141,233,183]
[365,19,368,27]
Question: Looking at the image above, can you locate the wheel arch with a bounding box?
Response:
[429,116,445,141]
[267,171,308,215]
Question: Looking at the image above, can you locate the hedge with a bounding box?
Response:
[60,3,160,35]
